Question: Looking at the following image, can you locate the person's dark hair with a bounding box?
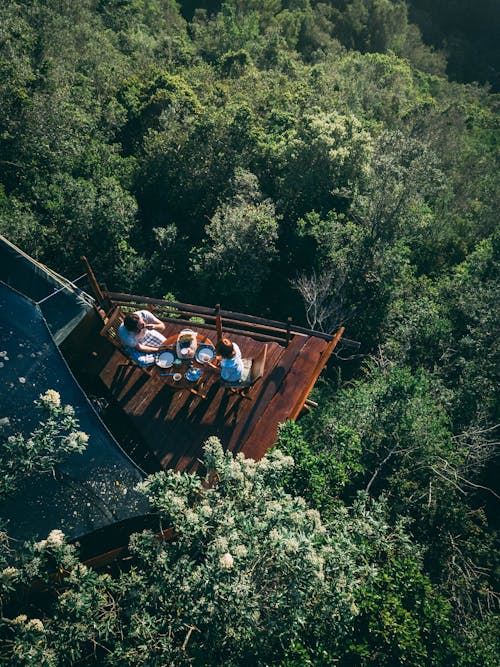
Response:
[124,312,143,332]
[216,338,234,359]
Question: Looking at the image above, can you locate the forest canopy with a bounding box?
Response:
[0,1,498,665]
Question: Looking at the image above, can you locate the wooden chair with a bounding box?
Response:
[99,306,154,377]
[220,344,268,399]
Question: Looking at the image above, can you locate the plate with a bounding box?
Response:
[185,367,201,382]
[156,351,175,368]
[195,346,215,363]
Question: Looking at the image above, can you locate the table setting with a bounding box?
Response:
[154,332,216,392]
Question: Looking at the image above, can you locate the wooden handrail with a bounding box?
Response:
[120,308,296,344]
[107,291,336,341]
[155,313,291,344]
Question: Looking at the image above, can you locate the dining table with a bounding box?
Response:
[154,332,217,398]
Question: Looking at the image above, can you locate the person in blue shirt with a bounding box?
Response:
[214,337,244,382]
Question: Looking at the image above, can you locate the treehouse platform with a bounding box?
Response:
[61,265,344,474]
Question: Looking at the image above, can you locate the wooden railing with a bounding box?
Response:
[81,257,346,347]
[104,291,335,346]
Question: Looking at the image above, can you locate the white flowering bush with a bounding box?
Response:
[124,437,378,665]
[0,391,89,500]
[0,439,410,666]
[3,614,56,667]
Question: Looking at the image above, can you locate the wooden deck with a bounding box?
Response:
[94,320,332,473]
[61,270,343,474]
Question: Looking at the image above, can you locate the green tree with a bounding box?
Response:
[190,169,279,309]
[293,361,498,616]
[383,232,500,430]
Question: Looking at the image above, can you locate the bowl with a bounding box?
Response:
[185,368,201,381]
[173,373,182,382]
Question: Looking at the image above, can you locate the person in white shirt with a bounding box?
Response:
[118,310,166,366]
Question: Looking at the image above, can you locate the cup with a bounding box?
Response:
[173,373,182,382]
[200,353,210,362]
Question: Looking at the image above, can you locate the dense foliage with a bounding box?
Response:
[0,440,470,666]
[0,1,498,665]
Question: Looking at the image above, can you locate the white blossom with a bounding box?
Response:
[232,544,248,558]
[1,566,19,581]
[200,503,213,518]
[214,537,228,552]
[46,529,65,547]
[169,496,185,511]
[13,615,27,624]
[219,552,234,569]
[285,538,299,553]
[269,529,281,542]
[228,469,245,483]
[184,510,199,524]
[26,618,45,632]
[40,389,61,408]
[156,552,168,567]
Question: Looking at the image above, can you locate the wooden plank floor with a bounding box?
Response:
[96,322,330,472]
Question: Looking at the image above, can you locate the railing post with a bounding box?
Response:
[81,255,104,304]
[215,303,223,343]
[285,317,292,347]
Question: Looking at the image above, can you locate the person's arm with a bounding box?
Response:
[134,341,161,353]
[207,355,221,370]
[142,311,166,331]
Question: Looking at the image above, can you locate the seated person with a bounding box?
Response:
[213,337,244,383]
[118,310,166,366]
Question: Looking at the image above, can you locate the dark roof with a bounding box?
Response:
[0,235,92,343]
[0,239,150,548]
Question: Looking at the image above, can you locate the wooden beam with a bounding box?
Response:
[81,255,104,304]
[304,398,318,408]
